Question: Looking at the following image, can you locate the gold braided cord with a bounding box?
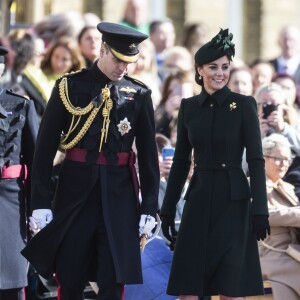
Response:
[99,85,113,151]
[60,105,102,150]
[60,115,82,144]
[59,77,94,116]
[59,79,113,151]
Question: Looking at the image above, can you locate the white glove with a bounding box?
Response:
[139,214,156,238]
[30,209,53,231]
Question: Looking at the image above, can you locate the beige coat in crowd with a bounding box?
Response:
[259,178,300,299]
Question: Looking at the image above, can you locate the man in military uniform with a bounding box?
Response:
[21,23,160,300]
[0,46,38,300]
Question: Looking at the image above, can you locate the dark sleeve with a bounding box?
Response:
[242,96,268,215]
[30,82,66,210]
[21,99,39,212]
[135,89,160,217]
[160,99,192,217]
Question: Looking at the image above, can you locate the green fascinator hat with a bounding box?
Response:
[195,28,235,65]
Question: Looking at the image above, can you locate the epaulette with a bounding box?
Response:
[124,74,149,89]
[58,68,88,81]
[6,89,29,100]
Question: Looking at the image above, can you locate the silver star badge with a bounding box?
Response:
[117,117,131,136]
[230,102,237,111]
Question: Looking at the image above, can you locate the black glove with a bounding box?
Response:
[161,215,177,247]
[252,215,270,241]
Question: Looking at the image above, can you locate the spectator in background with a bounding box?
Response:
[228,66,254,96]
[255,83,300,155]
[251,59,275,93]
[130,39,161,108]
[273,73,300,116]
[269,25,300,86]
[150,19,176,79]
[33,12,85,48]
[78,25,102,68]
[182,22,209,57]
[3,29,35,96]
[120,0,149,35]
[160,46,194,83]
[230,56,247,69]
[82,12,101,27]
[20,36,52,122]
[155,70,195,138]
[41,36,85,88]
[259,133,300,300]
[255,83,300,200]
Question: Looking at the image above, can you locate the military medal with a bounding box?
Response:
[117,117,131,136]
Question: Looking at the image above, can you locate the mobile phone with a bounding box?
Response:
[262,103,278,119]
[162,146,175,160]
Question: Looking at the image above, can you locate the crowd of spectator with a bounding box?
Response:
[1,0,300,299]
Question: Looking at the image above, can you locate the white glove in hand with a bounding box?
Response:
[139,214,156,238]
[31,209,53,230]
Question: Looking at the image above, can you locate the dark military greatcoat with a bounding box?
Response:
[21,62,159,283]
[160,86,268,297]
[0,89,38,289]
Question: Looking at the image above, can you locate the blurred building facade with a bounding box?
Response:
[1,0,300,64]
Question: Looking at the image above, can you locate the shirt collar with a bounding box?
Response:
[198,85,231,107]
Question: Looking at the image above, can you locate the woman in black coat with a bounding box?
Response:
[160,29,270,300]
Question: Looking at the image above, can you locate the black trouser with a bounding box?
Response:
[0,288,24,300]
[55,185,124,300]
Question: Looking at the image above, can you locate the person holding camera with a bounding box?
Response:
[160,29,270,300]
[255,82,300,156]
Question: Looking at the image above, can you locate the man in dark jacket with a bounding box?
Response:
[0,46,38,300]
[21,23,159,300]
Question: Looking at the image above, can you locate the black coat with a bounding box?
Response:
[0,89,38,288]
[161,86,268,297]
[21,63,159,283]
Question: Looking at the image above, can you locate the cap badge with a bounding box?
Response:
[117,117,131,136]
[230,102,237,111]
[120,87,137,93]
[129,43,136,49]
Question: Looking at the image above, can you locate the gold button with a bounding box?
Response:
[222,163,226,167]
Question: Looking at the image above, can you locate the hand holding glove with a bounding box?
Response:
[161,215,177,247]
[139,214,156,238]
[30,209,53,232]
[252,215,270,241]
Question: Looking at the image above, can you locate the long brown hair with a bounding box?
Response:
[41,36,85,75]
